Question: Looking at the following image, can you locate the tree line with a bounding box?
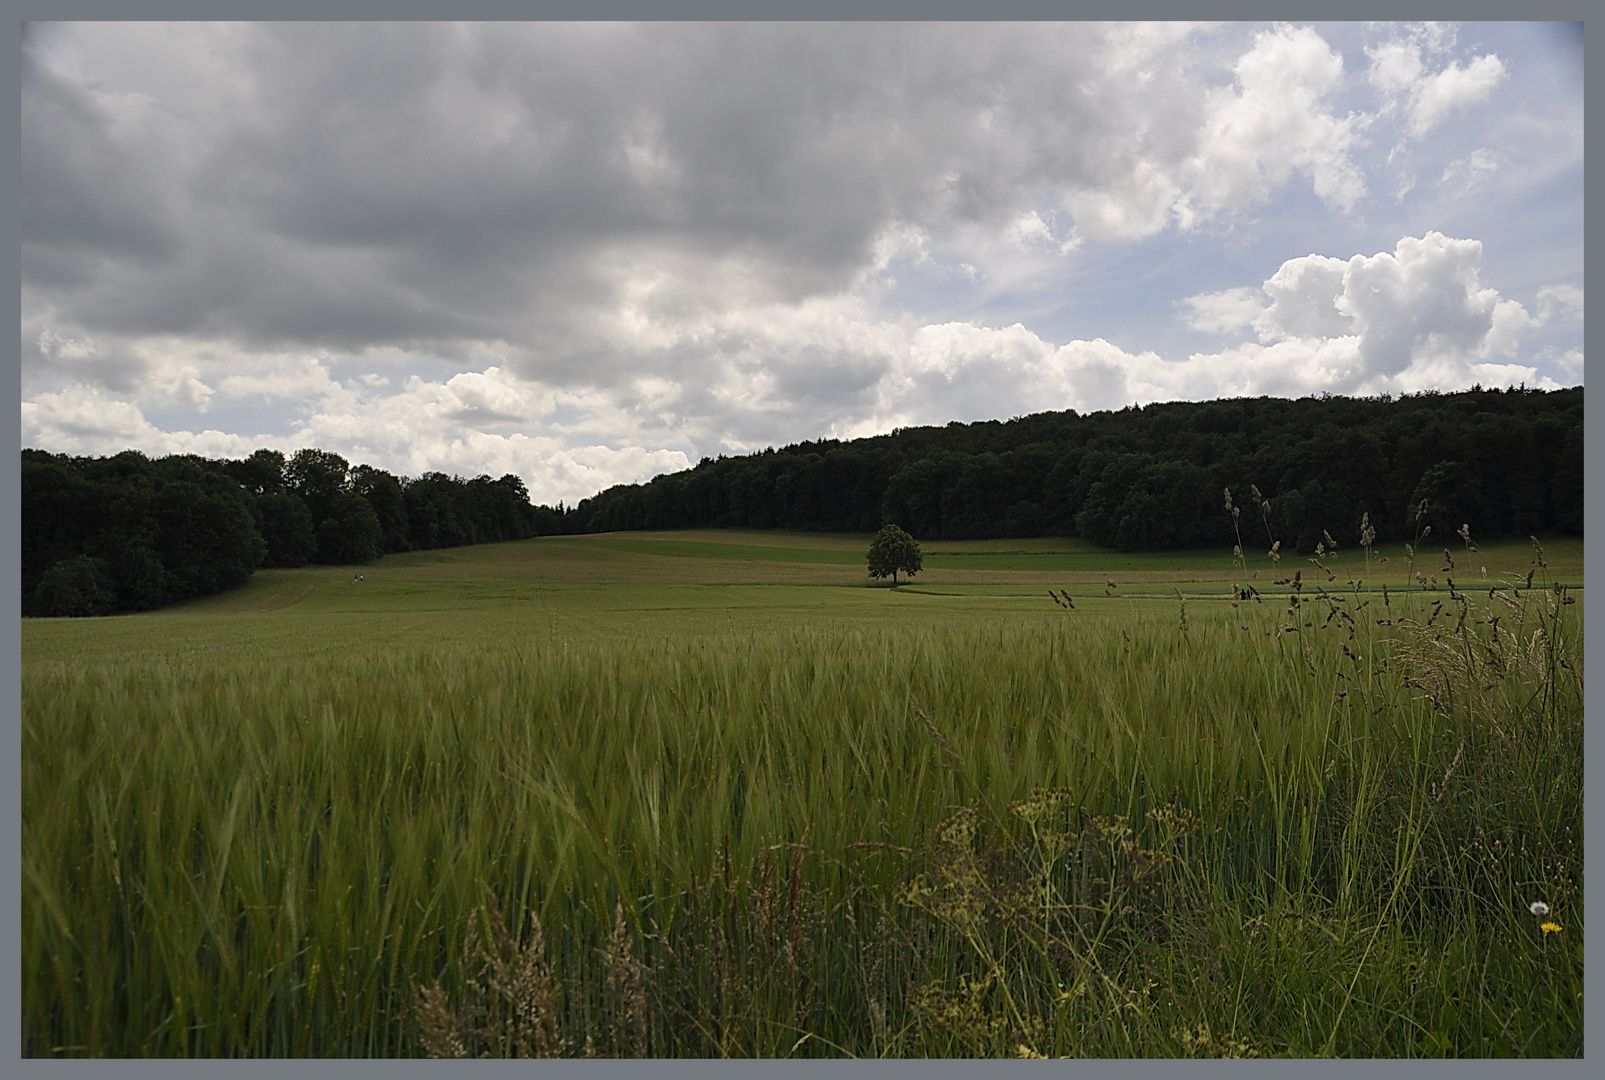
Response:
[21,448,564,617]
[20,386,1583,617]
[564,386,1582,552]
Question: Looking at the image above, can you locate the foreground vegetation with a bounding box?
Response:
[21,533,1583,1056]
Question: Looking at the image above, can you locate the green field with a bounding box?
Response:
[21,531,1584,1057]
[518,530,1582,582]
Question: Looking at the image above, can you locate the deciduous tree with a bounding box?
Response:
[866,523,922,586]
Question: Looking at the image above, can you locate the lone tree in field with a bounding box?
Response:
[867,523,923,586]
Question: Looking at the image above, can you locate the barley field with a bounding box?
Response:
[20,533,1583,1057]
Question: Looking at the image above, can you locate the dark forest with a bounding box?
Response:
[567,386,1581,549]
[21,448,560,617]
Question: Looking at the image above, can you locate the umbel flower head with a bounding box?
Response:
[1530,901,1551,917]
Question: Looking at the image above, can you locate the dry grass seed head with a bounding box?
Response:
[412,888,566,1058]
[602,900,648,1058]
[413,981,469,1059]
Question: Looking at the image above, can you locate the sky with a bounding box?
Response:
[20,21,1585,505]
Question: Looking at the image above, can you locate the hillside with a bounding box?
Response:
[567,387,1583,552]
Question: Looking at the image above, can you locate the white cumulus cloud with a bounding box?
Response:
[1367,27,1505,139]
[1181,287,1266,336]
[1182,231,1554,397]
[1177,23,1366,224]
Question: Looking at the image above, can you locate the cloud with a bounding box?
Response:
[20,363,692,505]
[1181,232,1552,396]
[23,22,1381,377]
[1174,23,1366,224]
[21,384,259,459]
[276,370,690,499]
[1535,283,1584,324]
[19,24,1577,503]
[1336,234,1512,371]
[23,230,1559,505]
[1439,147,1500,193]
[1367,27,1505,139]
[1257,254,1352,340]
[1181,287,1264,336]
[568,230,1557,443]
[1406,54,1506,138]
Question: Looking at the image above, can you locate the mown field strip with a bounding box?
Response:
[535,532,1583,581]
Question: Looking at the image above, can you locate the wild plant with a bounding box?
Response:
[413,885,566,1058]
[1224,488,1245,571]
[1404,498,1437,591]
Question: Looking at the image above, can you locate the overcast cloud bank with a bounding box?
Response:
[21,22,1582,504]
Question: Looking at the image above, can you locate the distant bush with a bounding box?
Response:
[30,555,116,617]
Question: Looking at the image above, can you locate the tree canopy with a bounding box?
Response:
[21,448,567,616]
[560,387,1582,552]
[866,524,922,586]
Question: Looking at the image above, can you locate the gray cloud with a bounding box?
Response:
[19,23,1297,372]
[19,22,1577,502]
[21,46,182,273]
